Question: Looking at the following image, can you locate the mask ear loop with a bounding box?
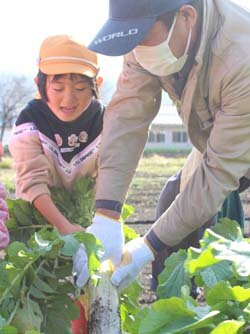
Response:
[166,15,178,44]
[184,28,192,55]
[167,14,192,57]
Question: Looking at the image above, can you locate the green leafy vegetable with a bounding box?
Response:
[157,250,191,298]
[134,219,250,334]
[1,178,138,333]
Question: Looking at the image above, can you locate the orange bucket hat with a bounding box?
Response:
[38,35,99,78]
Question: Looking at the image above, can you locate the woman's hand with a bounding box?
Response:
[59,222,85,235]
[33,194,85,235]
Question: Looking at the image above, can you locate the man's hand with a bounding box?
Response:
[111,237,155,291]
[72,243,89,288]
[0,183,9,249]
[86,214,124,266]
[72,213,124,288]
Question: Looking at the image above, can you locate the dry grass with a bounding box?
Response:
[0,153,187,213]
[126,154,187,222]
[0,156,15,193]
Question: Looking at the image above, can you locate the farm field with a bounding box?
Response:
[0,153,187,307]
[0,153,187,219]
[2,153,249,307]
[126,153,188,304]
[126,153,186,222]
[124,153,250,305]
[125,153,250,226]
[0,154,250,334]
[1,152,249,225]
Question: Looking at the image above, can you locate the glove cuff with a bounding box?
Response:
[94,213,121,225]
[140,238,155,262]
[144,238,157,257]
[127,237,155,264]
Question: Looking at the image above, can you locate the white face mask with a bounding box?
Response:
[134,16,192,76]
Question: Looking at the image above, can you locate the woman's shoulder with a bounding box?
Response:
[91,98,105,113]
[15,99,48,126]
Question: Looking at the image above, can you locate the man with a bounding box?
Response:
[74,0,250,290]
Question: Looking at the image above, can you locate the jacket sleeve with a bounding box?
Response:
[95,52,162,211]
[8,125,51,203]
[147,59,250,249]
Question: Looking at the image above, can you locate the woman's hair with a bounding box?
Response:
[157,0,203,29]
[36,71,100,101]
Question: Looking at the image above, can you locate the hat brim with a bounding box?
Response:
[88,17,156,56]
[39,63,98,78]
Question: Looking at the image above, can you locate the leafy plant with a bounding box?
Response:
[6,178,96,244]
[4,175,249,333]
[1,178,140,333]
[132,219,250,334]
[0,228,79,334]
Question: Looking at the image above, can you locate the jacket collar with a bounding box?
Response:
[195,0,221,68]
[180,0,222,152]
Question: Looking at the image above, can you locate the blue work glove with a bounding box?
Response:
[111,237,155,291]
[86,213,124,266]
[72,243,89,288]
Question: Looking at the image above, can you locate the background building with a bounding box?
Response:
[146,94,192,151]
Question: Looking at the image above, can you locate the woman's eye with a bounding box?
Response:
[76,87,87,91]
[53,88,63,92]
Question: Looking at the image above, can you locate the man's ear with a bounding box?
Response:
[34,76,39,86]
[179,5,198,29]
[96,76,103,88]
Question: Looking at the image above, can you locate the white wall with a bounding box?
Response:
[146,125,192,150]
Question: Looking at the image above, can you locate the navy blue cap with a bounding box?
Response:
[89,0,191,56]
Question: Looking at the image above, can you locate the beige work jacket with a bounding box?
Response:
[96,0,250,246]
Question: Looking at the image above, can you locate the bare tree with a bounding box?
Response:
[0,73,35,141]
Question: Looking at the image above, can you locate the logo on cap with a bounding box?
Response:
[94,28,139,45]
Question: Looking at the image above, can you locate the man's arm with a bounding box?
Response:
[111,65,250,289]
[95,52,162,216]
[147,60,250,249]
[75,52,162,270]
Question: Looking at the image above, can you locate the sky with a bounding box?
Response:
[0,0,249,80]
[0,0,122,80]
